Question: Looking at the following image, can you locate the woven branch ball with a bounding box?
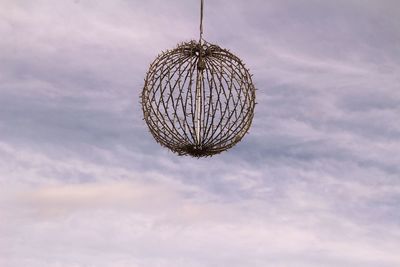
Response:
[141,40,256,157]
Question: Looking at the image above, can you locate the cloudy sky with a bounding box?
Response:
[1,0,400,266]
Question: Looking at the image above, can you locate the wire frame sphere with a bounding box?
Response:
[141,40,256,157]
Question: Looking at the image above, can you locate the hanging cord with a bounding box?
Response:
[197,0,206,70]
[199,0,204,43]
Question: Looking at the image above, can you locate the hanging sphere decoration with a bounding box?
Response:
[141,1,256,158]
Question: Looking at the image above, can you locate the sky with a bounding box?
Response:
[0,0,400,266]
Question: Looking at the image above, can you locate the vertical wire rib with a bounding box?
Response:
[195,68,203,146]
[197,0,205,147]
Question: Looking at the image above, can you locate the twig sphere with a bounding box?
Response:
[141,40,256,157]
